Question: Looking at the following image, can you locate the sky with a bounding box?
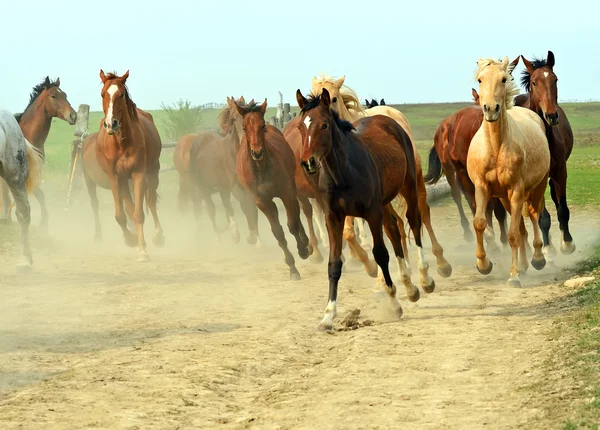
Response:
[2,0,598,114]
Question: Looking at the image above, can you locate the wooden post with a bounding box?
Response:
[73,104,90,137]
[65,104,90,209]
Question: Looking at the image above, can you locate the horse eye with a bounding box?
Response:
[332,97,337,103]
[532,82,537,87]
[477,79,482,83]
[322,123,328,130]
[502,77,507,83]
[51,95,56,99]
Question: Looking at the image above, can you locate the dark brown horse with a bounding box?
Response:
[96,70,164,261]
[514,51,575,257]
[0,77,77,230]
[234,99,312,279]
[296,88,429,331]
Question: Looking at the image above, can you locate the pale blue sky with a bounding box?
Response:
[2,0,598,113]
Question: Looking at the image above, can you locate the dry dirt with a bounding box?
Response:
[1,179,599,430]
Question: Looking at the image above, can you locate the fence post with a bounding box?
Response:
[65,104,90,209]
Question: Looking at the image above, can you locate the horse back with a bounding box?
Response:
[449,106,483,166]
[81,132,110,189]
[173,134,197,176]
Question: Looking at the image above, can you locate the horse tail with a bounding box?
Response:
[25,141,43,193]
[423,145,443,185]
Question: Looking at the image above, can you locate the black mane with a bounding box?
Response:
[301,93,355,133]
[520,57,548,92]
[243,101,263,113]
[14,76,59,123]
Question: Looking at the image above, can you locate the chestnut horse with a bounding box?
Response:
[0,77,76,230]
[234,99,312,279]
[424,86,511,247]
[96,70,164,261]
[513,51,576,257]
[296,89,430,331]
[468,57,550,288]
[311,74,452,280]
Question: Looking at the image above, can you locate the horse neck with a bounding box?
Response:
[114,111,137,148]
[322,126,349,187]
[19,100,52,152]
[482,108,510,156]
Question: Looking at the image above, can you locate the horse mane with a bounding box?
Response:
[242,102,263,114]
[312,74,367,116]
[218,97,248,133]
[474,58,520,110]
[520,57,548,92]
[301,93,355,134]
[14,76,60,123]
[104,72,138,121]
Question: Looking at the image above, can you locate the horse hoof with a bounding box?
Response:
[437,263,453,278]
[137,251,150,262]
[311,251,324,264]
[531,257,546,271]
[561,241,576,255]
[153,234,165,248]
[124,234,137,248]
[244,233,254,245]
[477,260,494,275]
[290,272,301,281]
[422,279,436,294]
[298,245,311,260]
[366,260,378,278]
[317,323,333,332]
[507,277,523,288]
[408,287,420,302]
[395,305,404,319]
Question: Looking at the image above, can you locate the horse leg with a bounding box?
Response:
[447,171,473,242]
[83,172,102,242]
[109,175,137,248]
[298,194,324,263]
[343,216,378,277]
[146,171,165,247]
[364,208,403,320]
[33,187,49,233]
[312,200,329,246]
[518,216,529,273]
[177,173,192,215]
[281,194,312,260]
[0,179,12,223]
[255,198,300,280]
[552,172,575,254]
[473,184,493,275]
[232,184,260,246]
[382,205,419,301]
[7,182,33,271]
[219,189,240,242]
[198,186,222,241]
[506,188,525,288]
[493,198,509,246]
[356,218,371,250]
[130,172,149,262]
[318,211,345,331]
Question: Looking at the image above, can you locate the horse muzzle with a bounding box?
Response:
[104,119,120,135]
[300,157,318,175]
[544,111,559,126]
[483,103,500,122]
[250,148,264,161]
[65,111,77,125]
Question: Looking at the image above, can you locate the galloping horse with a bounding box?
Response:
[468,57,550,288]
[0,77,76,230]
[0,108,43,270]
[311,74,452,279]
[96,70,164,261]
[234,99,312,279]
[514,51,576,257]
[296,89,429,330]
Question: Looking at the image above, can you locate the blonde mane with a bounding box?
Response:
[474,58,520,110]
[312,73,367,116]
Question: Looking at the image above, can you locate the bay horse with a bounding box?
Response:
[311,74,452,281]
[0,108,43,270]
[233,99,312,279]
[514,51,576,256]
[0,77,76,230]
[96,70,164,261]
[468,57,550,288]
[424,85,512,247]
[296,88,429,331]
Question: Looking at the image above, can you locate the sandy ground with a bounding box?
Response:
[1,177,599,430]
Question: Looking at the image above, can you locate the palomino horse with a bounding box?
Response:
[0,77,76,230]
[424,84,513,246]
[468,57,550,287]
[514,51,576,257]
[311,74,452,280]
[234,99,312,279]
[96,70,164,261]
[0,108,43,270]
[296,89,430,330]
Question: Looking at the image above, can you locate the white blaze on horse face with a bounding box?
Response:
[303,115,312,146]
[105,85,118,125]
[543,72,549,78]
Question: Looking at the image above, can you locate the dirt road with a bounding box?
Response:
[1,184,598,429]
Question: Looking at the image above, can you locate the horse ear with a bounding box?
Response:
[248,98,255,106]
[334,75,345,88]
[55,77,61,87]
[232,100,246,117]
[521,55,535,74]
[239,96,246,104]
[121,70,130,82]
[509,56,520,73]
[547,51,555,69]
[471,88,480,103]
[99,70,107,83]
[322,88,331,107]
[260,99,268,114]
[501,56,509,69]
[380,98,385,105]
[296,89,308,110]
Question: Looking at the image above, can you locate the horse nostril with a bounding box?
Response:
[495,104,500,112]
[112,119,118,129]
[103,121,108,128]
[483,104,488,112]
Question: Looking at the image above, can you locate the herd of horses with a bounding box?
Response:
[0,50,576,330]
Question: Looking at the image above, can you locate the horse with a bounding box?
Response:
[311,74,452,280]
[364,98,386,109]
[513,51,576,257]
[233,99,312,279]
[424,83,515,247]
[296,88,430,330]
[0,108,43,270]
[96,70,164,261]
[468,57,550,288]
[0,77,76,231]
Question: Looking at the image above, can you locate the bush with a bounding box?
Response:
[160,99,203,141]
